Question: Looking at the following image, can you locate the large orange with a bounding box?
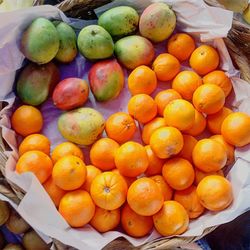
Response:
[52,155,86,191]
[128,65,157,95]
[59,190,95,227]
[150,127,184,159]
[114,141,149,177]
[127,177,164,216]
[192,139,227,172]
[162,157,195,190]
[11,105,43,136]
[81,165,102,192]
[153,200,189,236]
[189,45,220,75]
[105,112,136,144]
[194,168,224,185]
[221,112,250,147]
[154,89,182,116]
[128,94,157,124]
[152,53,181,81]
[16,150,52,184]
[90,172,127,210]
[121,203,153,237]
[178,135,198,162]
[112,169,136,188]
[174,185,205,219]
[172,71,202,101]
[196,175,233,211]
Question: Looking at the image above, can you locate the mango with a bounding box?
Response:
[21,17,59,64]
[114,35,155,69]
[77,25,114,60]
[139,3,176,43]
[17,62,60,106]
[243,4,250,24]
[58,107,105,145]
[98,6,139,39]
[218,0,248,13]
[88,59,124,102]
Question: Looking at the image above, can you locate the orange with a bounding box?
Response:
[112,169,136,188]
[19,134,50,156]
[221,112,250,147]
[153,200,189,236]
[152,53,181,81]
[128,94,157,124]
[114,141,149,178]
[90,172,127,210]
[90,138,119,171]
[142,117,166,145]
[162,157,195,190]
[194,168,224,185]
[128,65,157,95]
[174,185,205,219]
[52,155,86,191]
[192,84,225,114]
[144,145,165,176]
[207,107,233,134]
[172,71,202,100]
[192,139,227,172]
[127,177,164,216]
[150,175,173,201]
[196,175,233,211]
[90,207,120,233]
[11,105,43,136]
[178,135,198,162]
[189,44,220,75]
[51,142,84,164]
[150,127,183,159]
[203,70,232,97]
[16,150,52,184]
[105,112,136,144]
[167,33,196,61]
[121,203,153,237]
[154,89,182,116]
[43,177,66,207]
[164,99,195,131]
[59,190,95,227]
[81,165,102,192]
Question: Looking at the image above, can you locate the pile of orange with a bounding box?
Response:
[12,32,250,238]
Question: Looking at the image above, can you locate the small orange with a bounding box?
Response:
[203,70,232,97]
[142,117,166,145]
[152,53,181,81]
[189,45,220,75]
[128,65,157,95]
[154,89,182,116]
[221,112,250,147]
[121,203,153,237]
[16,150,52,184]
[90,207,120,233]
[127,177,164,216]
[178,135,198,162]
[174,185,205,219]
[192,139,227,172]
[90,172,127,210]
[164,99,195,131]
[162,157,195,190]
[192,84,225,114]
[196,175,233,211]
[19,134,50,156]
[153,200,189,236]
[52,155,86,191]
[81,165,102,192]
[114,141,149,177]
[150,127,184,159]
[172,71,202,100]
[105,112,136,144]
[128,94,157,124]
[59,190,95,227]
[11,105,43,136]
[194,168,224,185]
[112,169,136,188]
[207,107,233,134]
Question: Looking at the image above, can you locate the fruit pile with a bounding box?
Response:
[9,2,250,239]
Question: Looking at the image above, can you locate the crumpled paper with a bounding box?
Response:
[0,1,250,250]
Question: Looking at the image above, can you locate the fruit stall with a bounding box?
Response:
[0,0,250,249]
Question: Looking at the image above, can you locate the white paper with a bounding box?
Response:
[0,1,250,250]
